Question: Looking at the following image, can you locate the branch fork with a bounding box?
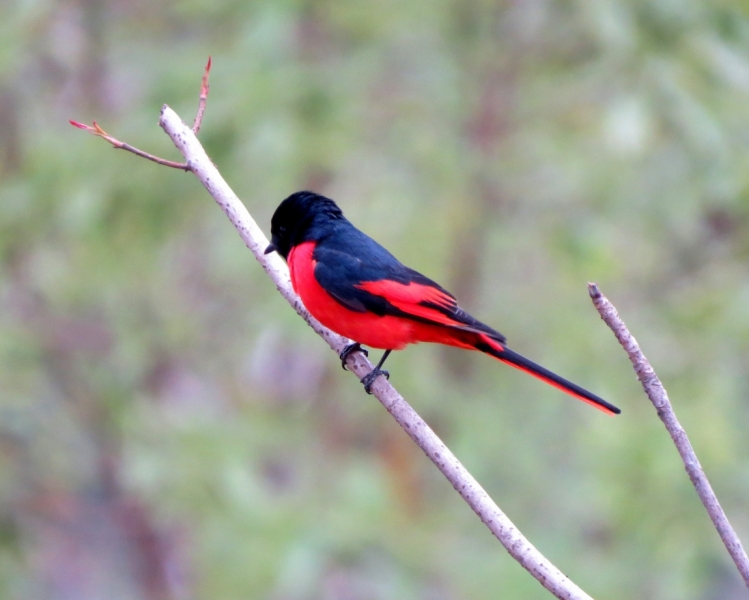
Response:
[70,57,213,171]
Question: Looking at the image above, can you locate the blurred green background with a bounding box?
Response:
[2,0,749,598]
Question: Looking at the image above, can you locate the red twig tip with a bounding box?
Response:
[202,56,212,93]
[69,119,111,140]
[193,56,212,135]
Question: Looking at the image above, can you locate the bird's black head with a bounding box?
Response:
[265,191,344,259]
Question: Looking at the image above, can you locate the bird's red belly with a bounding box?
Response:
[288,242,421,349]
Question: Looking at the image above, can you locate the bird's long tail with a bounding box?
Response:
[476,335,620,416]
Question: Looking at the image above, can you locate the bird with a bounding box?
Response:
[265,191,620,416]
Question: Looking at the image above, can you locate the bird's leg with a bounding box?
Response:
[361,349,391,394]
[339,342,368,370]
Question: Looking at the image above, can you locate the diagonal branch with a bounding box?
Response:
[71,61,605,599]
[155,103,595,600]
[588,283,749,589]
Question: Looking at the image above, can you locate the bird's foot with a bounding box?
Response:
[340,343,368,370]
[361,368,390,394]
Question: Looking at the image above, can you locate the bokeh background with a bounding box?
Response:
[2,0,749,598]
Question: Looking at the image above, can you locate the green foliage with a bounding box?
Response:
[1,0,749,598]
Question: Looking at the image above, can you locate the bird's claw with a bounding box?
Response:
[340,343,368,370]
[361,368,390,394]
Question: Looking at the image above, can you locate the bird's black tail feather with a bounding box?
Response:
[477,336,620,416]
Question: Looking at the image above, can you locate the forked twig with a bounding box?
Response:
[69,57,213,169]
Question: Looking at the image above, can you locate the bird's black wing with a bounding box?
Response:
[312,227,506,343]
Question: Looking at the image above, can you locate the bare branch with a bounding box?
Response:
[153,102,597,600]
[588,283,749,588]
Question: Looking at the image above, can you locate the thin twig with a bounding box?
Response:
[69,56,214,169]
[193,56,211,134]
[154,103,596,600]
[588,283,749,588]
[68,120,190,170]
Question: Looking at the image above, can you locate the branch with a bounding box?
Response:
[71,63,603,598]
[155,103,595,600]
[588,283,749,588]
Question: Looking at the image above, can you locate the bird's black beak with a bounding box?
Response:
[264,243,277,255]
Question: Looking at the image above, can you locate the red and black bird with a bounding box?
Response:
[265,191,620,416]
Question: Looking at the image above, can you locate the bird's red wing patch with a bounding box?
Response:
[287,242,419,349]
[356,279,460,327]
